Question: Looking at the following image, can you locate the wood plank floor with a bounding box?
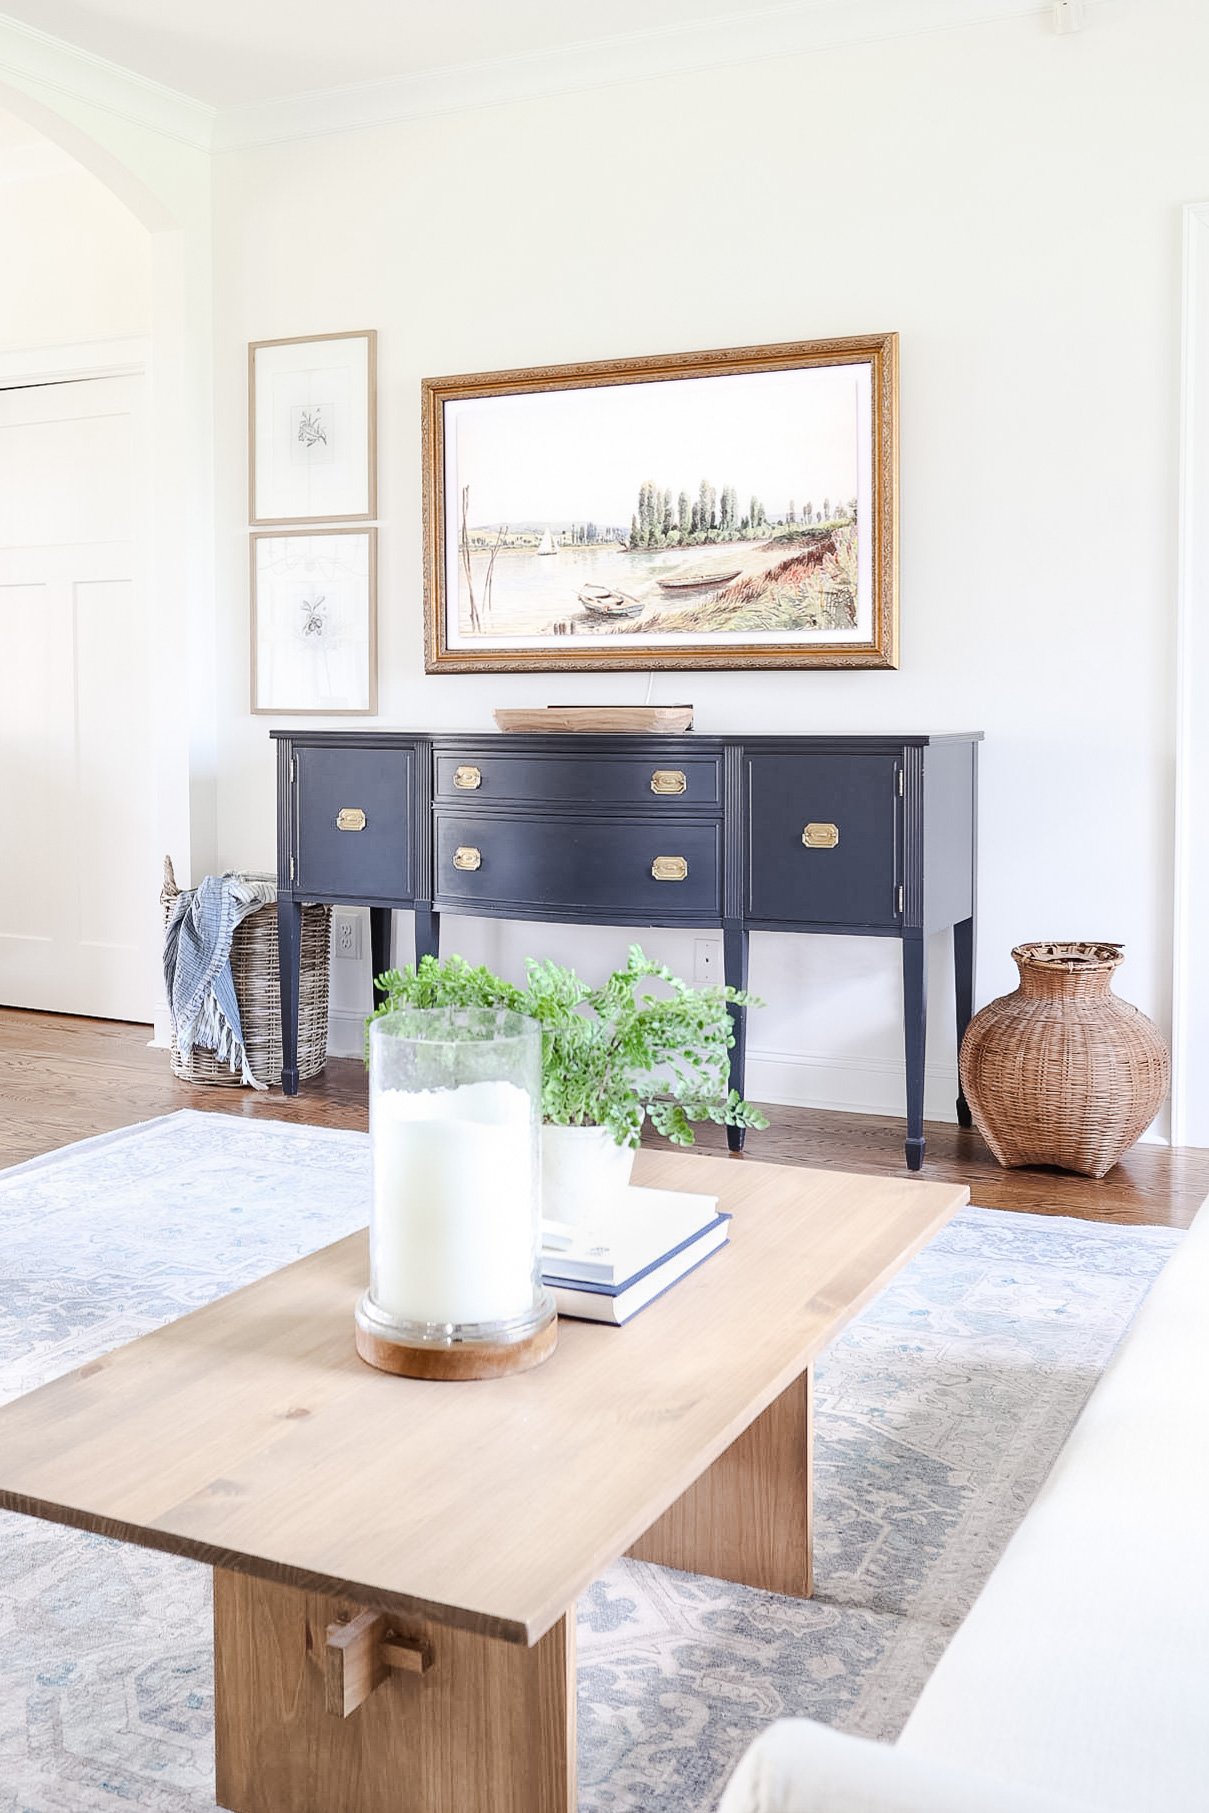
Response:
[2,1008,1206,1228]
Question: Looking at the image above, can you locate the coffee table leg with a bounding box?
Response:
[627,1369,813,1598]
[213,1568,576,1813]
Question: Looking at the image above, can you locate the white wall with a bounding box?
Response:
[0,127,151,348]
[207,1,1209,1126]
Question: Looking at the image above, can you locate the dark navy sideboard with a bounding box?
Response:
[272,730,982,1169]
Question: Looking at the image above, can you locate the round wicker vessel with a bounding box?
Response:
[959,942,1169,1178]
[161,857,331,1089]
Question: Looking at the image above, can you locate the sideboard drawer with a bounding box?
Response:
[294,746,414,901]
[434,749,722,809]
[435,813,721,919]
[747,752,899,927]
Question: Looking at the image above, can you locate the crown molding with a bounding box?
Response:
[0,0,1103,159]
[0,11,214,150]
[213,0,1060,151]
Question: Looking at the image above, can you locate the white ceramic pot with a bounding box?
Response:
[541,1123,636,1229]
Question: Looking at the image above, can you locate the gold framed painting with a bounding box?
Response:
[422,334,897,674]
[249,329,377,526]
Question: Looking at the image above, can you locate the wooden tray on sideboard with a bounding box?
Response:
[493,706,694,734]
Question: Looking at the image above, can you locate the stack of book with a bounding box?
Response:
[541,1187,730,1325]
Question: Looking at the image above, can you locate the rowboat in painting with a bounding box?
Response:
[578,584,643,619]
[656,569,741,594]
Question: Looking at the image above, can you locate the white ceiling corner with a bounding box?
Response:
[0,0,1065,159]
[211,0,1055,150]
[0,10,214,149]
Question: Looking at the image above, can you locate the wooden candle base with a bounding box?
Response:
[354,1310,557,1381]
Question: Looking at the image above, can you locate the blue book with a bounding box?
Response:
[540,1185,720,1286]
[545,1215,730,1325]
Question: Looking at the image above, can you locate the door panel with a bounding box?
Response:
[0,376,153,1019]
[294,745,414,902]
[746,752,900,927]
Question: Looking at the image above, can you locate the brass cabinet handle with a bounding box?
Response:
[336,808,367,832]
[453,765,482,790]
[651,856,689,882]
[453,846,482,872]
[802,822,839,849]
[650,769,687,795]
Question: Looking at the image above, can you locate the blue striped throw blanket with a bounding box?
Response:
[163,873,277,1088]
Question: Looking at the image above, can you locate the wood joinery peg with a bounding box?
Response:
[324,1608,431,1717]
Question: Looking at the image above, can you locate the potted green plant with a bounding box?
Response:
[370,946,766,1224]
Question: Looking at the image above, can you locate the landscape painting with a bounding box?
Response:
[423,335,897,673]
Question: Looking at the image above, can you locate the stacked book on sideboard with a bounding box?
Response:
[541,1187,729,1325]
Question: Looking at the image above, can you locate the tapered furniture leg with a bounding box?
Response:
[954,915,975,1128]
[902,933,928,1170]
[414,904,441,967]
[723,921,750,1153]
[278,897,302,1096]
[369,907,393,1010]
[213,1569,576,1813]
[627,1371,813,1598]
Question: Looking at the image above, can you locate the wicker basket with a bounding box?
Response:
[958,941,1170,1178]
[161,857,332,1089]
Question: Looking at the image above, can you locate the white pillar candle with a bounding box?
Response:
[370,1078,536,1328]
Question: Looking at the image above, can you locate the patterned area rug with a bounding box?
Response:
[0,1111,1181,1812]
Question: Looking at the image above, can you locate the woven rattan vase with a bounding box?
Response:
[959,942,1169,1178]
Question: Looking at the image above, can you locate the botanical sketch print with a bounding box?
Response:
[290,401,334,465]
[441,362,873,653]
[252,530,375,713]
[250,331,375,523]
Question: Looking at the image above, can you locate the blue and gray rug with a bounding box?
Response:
[0,1111,1181,1811]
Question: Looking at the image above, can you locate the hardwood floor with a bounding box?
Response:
[2,1007,1206,1228]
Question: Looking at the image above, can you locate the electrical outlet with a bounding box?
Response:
[333,910,362,960]
[694,938,721,985]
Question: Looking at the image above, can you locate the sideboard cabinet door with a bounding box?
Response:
[746,752,900,929]
[294,746,414,902]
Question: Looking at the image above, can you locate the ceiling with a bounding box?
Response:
[0,0,779,107]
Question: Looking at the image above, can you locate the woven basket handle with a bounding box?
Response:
[161,854,180,910]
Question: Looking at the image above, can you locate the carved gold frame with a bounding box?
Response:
[422,334,898,674]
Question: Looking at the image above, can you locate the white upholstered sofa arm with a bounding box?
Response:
[718,1723,1094,1813]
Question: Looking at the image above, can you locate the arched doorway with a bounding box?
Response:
[0,91,210,1025]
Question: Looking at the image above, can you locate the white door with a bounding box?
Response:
[0,373,157,1021]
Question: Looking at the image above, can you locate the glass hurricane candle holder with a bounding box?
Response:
[354,1006,555,1380]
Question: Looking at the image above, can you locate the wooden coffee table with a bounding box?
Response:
[0,1148,966,1812]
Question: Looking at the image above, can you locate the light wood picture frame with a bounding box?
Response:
[423,334,898,674]
[250,527,378,715]
[249,330,377,526]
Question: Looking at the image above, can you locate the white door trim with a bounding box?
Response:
[0,337,149,388]
[1172,201,1209,1147]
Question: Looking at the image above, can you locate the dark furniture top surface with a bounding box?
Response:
[271,730,984,746]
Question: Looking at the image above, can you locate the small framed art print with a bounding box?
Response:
[251,527,377,715]
[249,330,377,525]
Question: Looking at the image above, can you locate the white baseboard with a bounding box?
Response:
[745,1048,959,1122]
[326,1011,959,1122]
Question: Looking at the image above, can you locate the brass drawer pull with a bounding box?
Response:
[336,808,367,832]
[650,769,687,795]
[453,846,482,872]
[651,856,688,882]
[802,822,839,849]
[453,765,482,790]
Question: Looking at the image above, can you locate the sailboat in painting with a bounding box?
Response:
[536,529,559,556]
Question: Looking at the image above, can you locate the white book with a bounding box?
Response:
[540,1185,721,1286]
[548,1217,730,1325]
